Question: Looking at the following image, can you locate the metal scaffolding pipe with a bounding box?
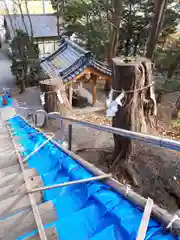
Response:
[29,174,111,193]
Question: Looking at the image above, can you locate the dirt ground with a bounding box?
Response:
[14,86,180,213]
[73,92,180,212]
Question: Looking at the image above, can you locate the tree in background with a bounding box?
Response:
[5,0,42,93]
[51,0,179,60]
[145,0,168,59]
[11,30,39,93]
[51,0,64,35]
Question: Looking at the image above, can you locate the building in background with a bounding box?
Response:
[0,0,54,15]
[0,15,5,47]
[4,14,63,56]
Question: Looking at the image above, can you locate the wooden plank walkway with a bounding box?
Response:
[0,108,57,239]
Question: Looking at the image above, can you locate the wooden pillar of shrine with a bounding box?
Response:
[78,81,83,89]
[68,83,73,106]
[91,74,97,106]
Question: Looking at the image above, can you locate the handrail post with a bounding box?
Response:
[68,124,72,151]
[58,119,64,141]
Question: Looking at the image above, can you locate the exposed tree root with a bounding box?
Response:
[76,147,113,154]
[126,164,140,187]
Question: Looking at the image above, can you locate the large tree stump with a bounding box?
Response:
[39,79,72,115]
[110,57,156,184]
[172,95,180,119]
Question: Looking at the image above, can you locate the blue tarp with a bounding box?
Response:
[8,115,180,240]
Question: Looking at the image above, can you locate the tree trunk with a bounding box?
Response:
[172,95,180,119]
[24,0,34,38]
[167,54,180,79]
[19,78,25,93]
[17,0,29,34]
[39,79,72,115]
[91,74,97,105]
[145,0,168,59]
[104,0,122,94]
[133,32,141,56]
[19,68,26,93]
[110,57,156,183]
[68,83,73,106]
[56,8,60,36]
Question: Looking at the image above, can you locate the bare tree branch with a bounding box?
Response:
[16,0,29,34]
[24,0,33,38]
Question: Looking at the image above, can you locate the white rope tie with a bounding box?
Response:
[112,81,155,94]
[166,214,180,230]
[125,184,131,196]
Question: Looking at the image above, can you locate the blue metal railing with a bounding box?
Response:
[14,106,180,152]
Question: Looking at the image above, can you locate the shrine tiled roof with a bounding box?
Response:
[40,37,112,83]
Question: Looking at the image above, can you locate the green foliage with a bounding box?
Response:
[11,30,40,91]
[172,111,180,139]
[163,77,180,92]
[11,30,39,61]
[63,0,110,60]
[154,48,175,73]
[52,0,180,61]
[154,35,180,76]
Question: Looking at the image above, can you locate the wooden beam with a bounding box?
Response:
[78,82,83,89]
[88,67,112,81]
[7,124,48,240]
[136,198,154,240]
[72,68,90,82]
[68,83,73,105]
[91,75,97,105]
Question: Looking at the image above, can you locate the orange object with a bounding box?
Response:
[2,95,8,105]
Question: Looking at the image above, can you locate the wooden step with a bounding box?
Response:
[0,201,57,239]
[0,168,37,188]
[0,153,18,169]
[25,227,58,240]
[0,164,21,178]
[0,175,42,201]
[0,191,42,219]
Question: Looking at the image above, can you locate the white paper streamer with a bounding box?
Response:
[57,91,64,104]
[106,90,125,117]
[108,89,113,101]
[115,91,125,106]
[40,93,45,106]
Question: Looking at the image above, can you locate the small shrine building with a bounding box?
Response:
[40,37,112,105]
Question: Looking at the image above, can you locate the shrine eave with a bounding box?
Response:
[40,37,112,83]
